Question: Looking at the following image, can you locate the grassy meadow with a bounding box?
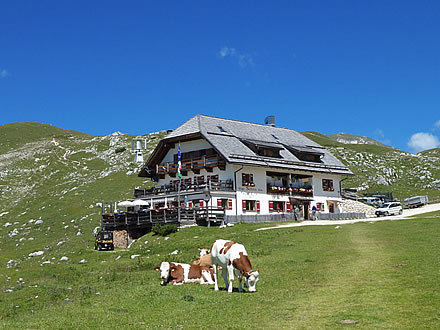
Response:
[1,213,440,329]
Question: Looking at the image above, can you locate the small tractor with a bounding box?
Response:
[94,230,114,251]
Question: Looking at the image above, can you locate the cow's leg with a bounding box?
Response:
[238,275,243,292]
[213,263,219,291]
[221,268,229,291]
[202,270,215,285]
[227,265,234,293]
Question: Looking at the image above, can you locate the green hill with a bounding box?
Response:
[0,122,90,153]
[302,131,440,201]
[1,123,440,327]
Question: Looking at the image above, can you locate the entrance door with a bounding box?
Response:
[303,202,310,220]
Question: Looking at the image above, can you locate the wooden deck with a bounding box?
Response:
[101,207,226,230]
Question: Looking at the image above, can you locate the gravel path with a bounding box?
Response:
[256,203,440,231]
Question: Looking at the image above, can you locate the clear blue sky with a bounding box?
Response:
[1,1,439,152]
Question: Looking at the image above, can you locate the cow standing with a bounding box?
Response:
[210,239,260,293]
[154,262,215,286]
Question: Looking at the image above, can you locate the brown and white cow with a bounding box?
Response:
[193,254,212,267]
[154,262,215,286]
[210,239,260,293]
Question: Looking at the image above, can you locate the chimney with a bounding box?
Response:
[264,115,275,127]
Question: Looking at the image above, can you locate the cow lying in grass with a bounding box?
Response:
[210,239,260,293]
[193,248,212,267]
[154,262,215,286]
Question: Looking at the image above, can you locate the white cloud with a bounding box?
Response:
[218,47,254,67]
[1,69,9,78]
[408,132,440,153]
[219,47,236,58]
[434,120,440,129]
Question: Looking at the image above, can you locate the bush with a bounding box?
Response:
[152,224,178,236]
[115,147,126,153]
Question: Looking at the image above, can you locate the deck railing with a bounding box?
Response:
[101,207,225,229]
[156,155,225,175]
[134,180,234,198]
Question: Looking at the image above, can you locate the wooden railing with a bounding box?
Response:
[101,207,225,229]
[134,180,233,198]
[156,155,225,174]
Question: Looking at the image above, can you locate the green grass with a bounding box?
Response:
[1,213,440,328]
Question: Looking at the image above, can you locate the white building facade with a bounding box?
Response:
[138,115,353,221]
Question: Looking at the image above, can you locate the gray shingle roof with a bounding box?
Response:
[162,115,353,175]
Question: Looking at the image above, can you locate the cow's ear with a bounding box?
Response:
[257,267,260,273]
[154,266,160,270]
[170,266,176,272]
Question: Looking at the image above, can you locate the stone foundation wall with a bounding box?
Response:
[113,230,129,248]
[341,199,376,217]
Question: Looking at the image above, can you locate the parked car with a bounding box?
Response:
[375,202,402,217]
[94,231,114,251]
[403,196,429,209]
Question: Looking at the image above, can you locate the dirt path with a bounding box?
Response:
[256,202,440,231]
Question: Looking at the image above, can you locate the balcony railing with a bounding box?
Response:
[267,184,313,197]
[157,155,225,175]
[134,179,234,198]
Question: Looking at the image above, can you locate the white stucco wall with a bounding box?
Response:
[152,139,345,216]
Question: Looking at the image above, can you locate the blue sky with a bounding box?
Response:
[1,1,439,153]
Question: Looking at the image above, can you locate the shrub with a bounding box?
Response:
[115,147,126,153]
[152,224,178,236]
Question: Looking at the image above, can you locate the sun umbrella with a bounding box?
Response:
[118,200,135,207]
[133,199,149,206]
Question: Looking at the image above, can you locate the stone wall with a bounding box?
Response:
[113,230,129,248]
[341,199,376,217]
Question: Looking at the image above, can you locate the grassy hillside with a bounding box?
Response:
[1,123,440,327]
[0,122,90,153]
[302,131,440,201]
[1,213,440,328]
[0,124,167,283]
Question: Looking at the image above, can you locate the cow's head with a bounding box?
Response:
[199,248,209,257]
[154,262,171,286]
[245,268,260,292]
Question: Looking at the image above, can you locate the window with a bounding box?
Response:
[322,179,334,192]
[258,147,281,158]
[242,200,260,212]
[242,173,255,187]
[217,126,227,133]
[207,175,219,183]
[269,201,290,212]
[217,198,233,210]
[196,175,205,185]
[316,203,325,211]
[287,146,323,163]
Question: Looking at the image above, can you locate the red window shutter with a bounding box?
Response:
[188,201,193,208]
[256,200,260,213]
[199,200,204,207]
[269,201,274,212]
[242,200,247,212]
[286,202,291,212]
[217,199,223,208]
[228,199,233,210]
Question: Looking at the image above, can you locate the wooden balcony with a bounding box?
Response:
[134,179,234,198]
[156,155,225,175]
[267,184,313,197]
